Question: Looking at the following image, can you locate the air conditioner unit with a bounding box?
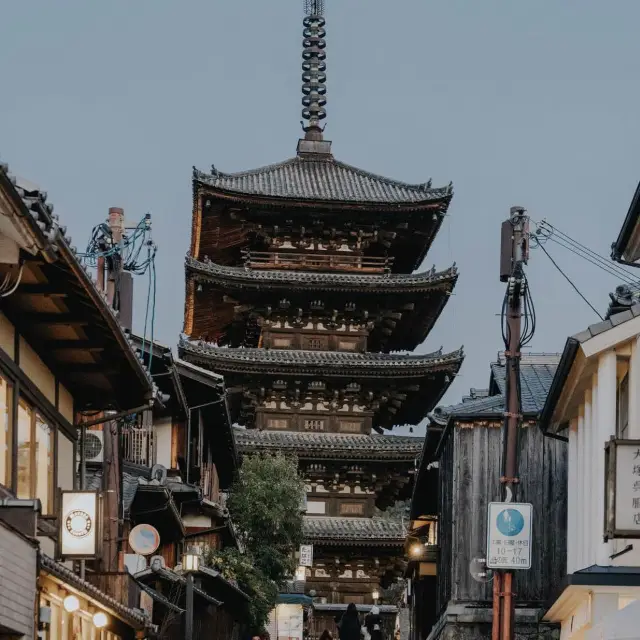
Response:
[84,431,104,463]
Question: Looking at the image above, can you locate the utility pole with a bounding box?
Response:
[102,207,125,574]
[492,207,529,640]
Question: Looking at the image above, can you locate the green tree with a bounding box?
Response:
[206,452,305,630]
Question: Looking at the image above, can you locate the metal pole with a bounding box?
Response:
[492,572,501,640]
[185,572,194,640]
[79,422,86,580]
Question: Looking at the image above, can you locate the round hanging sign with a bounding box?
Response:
[128,524,161,556]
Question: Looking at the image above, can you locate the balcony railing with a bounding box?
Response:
[242,250,394,273]
[121,412,155,468]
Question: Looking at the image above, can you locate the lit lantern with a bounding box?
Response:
[63,595,80,613]
[93,612,108,629]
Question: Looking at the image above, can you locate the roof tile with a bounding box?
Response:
[194,157,452,205]
[235,428,423,459]
[303,516,406,543]
[187,257,458,292]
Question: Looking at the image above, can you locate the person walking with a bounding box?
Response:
[338,603,361,640]
[364,606,383,640]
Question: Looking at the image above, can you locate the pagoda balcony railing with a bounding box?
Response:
[242,250,394,273]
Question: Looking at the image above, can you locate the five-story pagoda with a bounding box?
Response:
[181,0,463,624]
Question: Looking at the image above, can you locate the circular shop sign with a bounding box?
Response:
[65,510,93,538]
[129,524,161,556]
[496,508,525,537]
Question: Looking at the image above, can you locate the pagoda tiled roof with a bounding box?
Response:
[234,428,423,460]
[179,339,464,377]
[194,157,452,206]
[186,256,457,293]
[303,516,406,545]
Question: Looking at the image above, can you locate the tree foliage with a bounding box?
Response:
[375,499,410,521]
[206,547,278,632]
[206,452,305,630]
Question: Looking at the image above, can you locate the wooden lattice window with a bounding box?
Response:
[340,502,364,516]
[305,337,325,350]
[339,420,362,433]
[304,419,325,431]
[267,418,290,430]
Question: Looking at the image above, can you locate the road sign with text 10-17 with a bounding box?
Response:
[486,502,532,570]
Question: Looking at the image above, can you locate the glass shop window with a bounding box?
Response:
[0,374,12,487]
[17,399,54,514]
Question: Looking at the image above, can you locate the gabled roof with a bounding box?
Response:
[186,256,457,293]
[490,353,560,414]
[179,339,463,377]
[612,180,640,263]
[303,516,406,545]
[430,354,560,425]
[193,157,452,207]
[0,162,154,410]
[234,428,423,460]
[540,304,640,434]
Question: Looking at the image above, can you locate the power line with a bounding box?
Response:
[534,220,638,284]
[536,241,603,320]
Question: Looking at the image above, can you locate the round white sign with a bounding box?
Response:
[128,524,161,556]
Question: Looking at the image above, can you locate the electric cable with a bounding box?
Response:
[538,220,638,281]
[535,240,603,320]
[534,220,638,285]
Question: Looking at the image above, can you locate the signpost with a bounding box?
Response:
[299,544,313,567]
[486,502,532,570]
[59,491,100,559]
[605,438,640,538]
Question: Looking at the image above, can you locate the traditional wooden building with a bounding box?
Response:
[179,0,463,630]
[0,160,156,638]
[409,354,567,640]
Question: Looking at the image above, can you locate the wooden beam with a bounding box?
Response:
[59,363,119,374]
[20,314,89,326]
[16,284,68,296]
[45,340,106,351]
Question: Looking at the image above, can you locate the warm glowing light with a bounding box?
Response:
[372,590,380,601]
[93,612,108,628]
[410,543,423,557]
[183,548,201,573]
[63,595,80,613]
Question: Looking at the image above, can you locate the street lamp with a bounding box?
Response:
[183,547,202,640]
[372,589,380,604]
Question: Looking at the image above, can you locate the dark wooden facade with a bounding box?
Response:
[410,355,567,640]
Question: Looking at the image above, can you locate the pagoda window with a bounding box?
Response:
[304,336,326,350]
[338,420,363,433]
[306,500,327,515]
[266,417,290,430]
[340,502,365,516]
[304,418,325,431]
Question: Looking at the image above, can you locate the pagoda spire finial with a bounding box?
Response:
[301,0,327,141]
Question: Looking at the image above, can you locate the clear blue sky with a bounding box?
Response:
[1,1,639,433]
